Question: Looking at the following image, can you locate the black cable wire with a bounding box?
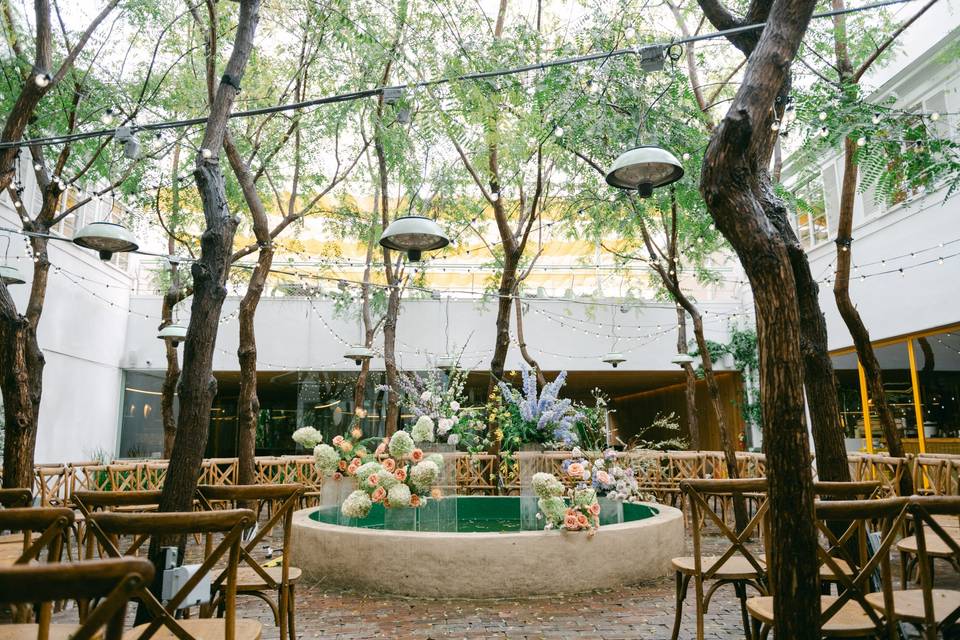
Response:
[0,0,917,152]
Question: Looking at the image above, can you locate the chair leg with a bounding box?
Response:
[287,584,297,640]
[734,581,752,640]
[278,586,288,640]
[670,572,690,640]
[750,618,762,640]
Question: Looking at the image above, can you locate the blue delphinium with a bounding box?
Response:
[499,366,581,448]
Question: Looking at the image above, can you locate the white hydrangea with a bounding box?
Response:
[426,453,444,468]
[437,417,455,435]
[538,496,566,525]
[449,401,460,412]
[531,472,564,499]
[292,426,322,448]
[447,433,460,447]
[313,444,340,475]
[411,416,435,443]
[354,461,384,484]
[388,431,415,458]
[387,483,412,507]
[410,460,439,489]
[341,490,372,519]
[377,471,399,490]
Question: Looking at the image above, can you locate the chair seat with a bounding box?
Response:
[865,589,960,623]
[124,618,262,640]
[897,533,960,558]
[820,558,855,580]
[235,565,302,590]
[671,554,763,579]
[0,625,96,640]
[748,595,879,635]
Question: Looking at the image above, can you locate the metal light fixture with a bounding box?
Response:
[0,262,26,285]
[436,354,457,372]
[605,145,684,197]
[379,215,449,262]
[157,323,188,345]
[602,352,626,368]
[73,222,139,261]
[671,353,694,366]
[344,345,375,366]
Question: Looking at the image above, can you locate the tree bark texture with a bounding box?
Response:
[697,0,821,634]
[676,305,701,450]
[159,0,261,518]
[514,297,546,387]
[160,284,182,459]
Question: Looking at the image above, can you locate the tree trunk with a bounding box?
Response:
[158,0,260,516]
[698,0,821,634]
[382,284,401,434]
[160,288,181,459]
[235,246,273,486]
[353,328,374,413]
[488,253,518,388]
[676,305,701,450]
[514,296,546,387]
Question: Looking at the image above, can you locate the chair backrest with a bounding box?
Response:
[197,484,304,589]
[0,558,154,640]
[72,489,164,514]
[813,497,908,636]
[681,478,768,580]
[0,487,32,507]
[813,480,882,500]
[905,495,960,637]
[87,508,256,640]
[0,507,74,564]
[34,464,69,506]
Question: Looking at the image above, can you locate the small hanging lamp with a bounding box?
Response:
[379,215,449,261]
[344,345,375,366]
[671,353,694,366]
[605,145,684,197]
[0,262,26,285]
[157,323,188,345]
[435,354,457,372]
[73,222,139,261]
[602,352,626,368]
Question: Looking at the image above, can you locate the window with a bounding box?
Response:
[793,176,829,248]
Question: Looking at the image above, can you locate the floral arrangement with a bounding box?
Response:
[292,426,323,449]
[495,367,581,451]
[338,432,445,518]
[563,447,653,504]
[573,389,613,451]
[399,367,490,452]
[531,471,601,535]
[312,421,373,479]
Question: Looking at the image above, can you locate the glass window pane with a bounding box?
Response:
[830,351,864,449]
[913,332,960,451]
[872,341,917,452]
[118,371,170,459]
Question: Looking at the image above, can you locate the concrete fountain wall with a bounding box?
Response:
[290,501,684,598]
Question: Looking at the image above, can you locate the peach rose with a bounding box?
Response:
[339,440,353,452]
[577,513,589,528]
[431,487,443,499]
[410,449,424,462]
[351,427,363,439]
[394,468,407,482]
[347,462,359,476]
[410,494,421,508]
[564,514,579,530]
[382,458,396,472]
[588,502,601,516]
[351,457,362,467]
[596,471,611,485]
[338,460,348,472]
[367,474,380,487]
[375,442,387,455]
[332,472,343,480]
[567,462,584,478]
[371,486,386,502]
[332,435,344,446]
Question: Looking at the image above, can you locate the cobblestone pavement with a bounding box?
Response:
[241,574,746,639]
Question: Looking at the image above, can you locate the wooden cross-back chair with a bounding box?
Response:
[0,488,32,508]
[912,456,953,496]
[201,459,239,487]
[0,507,73,568]
[747,496,908,639]
[142,462,168,491]
[878,496,960,638]
[671,478,769,640]
[34,464,69,507]
[197,484,304,640]
[0,557,154,640]
[854,455,910,497]
[85,509,262,640]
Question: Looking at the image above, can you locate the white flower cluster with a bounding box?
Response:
[531,472,564,498]
[387,483,412,507]
[341,490,372,519]
[389,431,414,458]
[411,416,435,443]
[313,444,340,475]
[354,461,383,484]
[292,426,322,448]
[410,460,439,489]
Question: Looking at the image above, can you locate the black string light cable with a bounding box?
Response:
[0,0,919,153]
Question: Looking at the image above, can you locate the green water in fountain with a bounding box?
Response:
[309,496,658,532]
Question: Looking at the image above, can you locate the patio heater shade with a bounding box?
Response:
[602,352,626,368]
[379,216,449,262]
[344,345,375,366]
[671,353,695,365]
[157,323,188,345]
[605,145,684,197]
[73,222,139,261]
[0,262,27,285]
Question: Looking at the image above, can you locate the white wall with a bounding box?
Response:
[1,192,133,464]
[123,295,746,374]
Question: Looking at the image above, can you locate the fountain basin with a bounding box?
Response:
[290,496,683,598]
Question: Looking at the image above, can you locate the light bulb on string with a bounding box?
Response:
[930,112,941,122]
[771,119,781,132]
[200,148,213,159]
[872,113,881,125]
[101,108,114,125]
[857,136,867,147]
[33,73,51,88]
[818,111,827,121]
[818,126,829,138]
[554,126,564,137]
[682,152,690,161]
